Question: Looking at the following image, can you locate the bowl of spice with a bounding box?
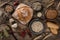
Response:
[4,4,14,13]
[45,9,58,19]
[28,18,45,35]
[31,2,42,11]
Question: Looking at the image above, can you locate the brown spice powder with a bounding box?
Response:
[46,9,58,19]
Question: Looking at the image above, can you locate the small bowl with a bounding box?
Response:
[31,2,42,11]
[4,4,14,14]
[28,18,45,35]
[45,9,58,20]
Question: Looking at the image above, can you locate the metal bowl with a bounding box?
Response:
[28,18,45,35]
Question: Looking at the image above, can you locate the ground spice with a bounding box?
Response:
[32,2,42,11]
[46,9,58,19]
[5,5,13,13]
